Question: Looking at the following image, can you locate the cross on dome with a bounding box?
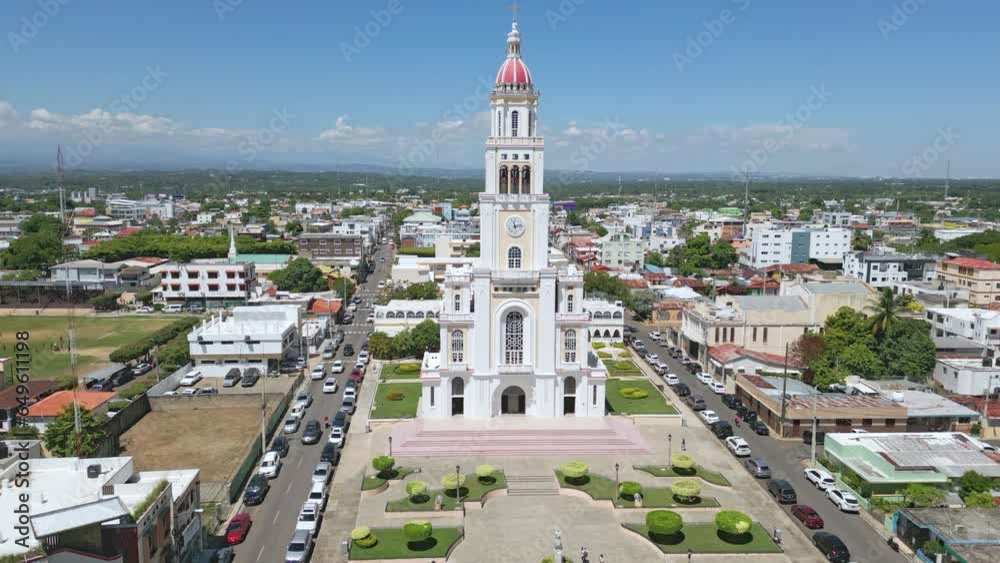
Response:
[496,3,533,87]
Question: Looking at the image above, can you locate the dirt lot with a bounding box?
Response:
[121,401,281,483]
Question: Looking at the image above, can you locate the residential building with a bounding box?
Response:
[373,299,442,336]
[935,257,1000,307]
[746,225,851,269]
[817,210,851,227]
[0,455,201,563]
[50,258,163,291]
[925,307,1000,347]
[0,380,57,432]
[842,251,938,288]
[152,260,257,309]
[934,357,1000,396]
[595,231,644,270]
[297,233,364,263]
[106,197,175,221]
[891,280,969,309]
[187,304,303,376]
[583,298,625,343]
[895,508,1000,563]
[22,391,117,432]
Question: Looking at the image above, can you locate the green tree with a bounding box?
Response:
[3,229,65,270]
[839,342,884,378]
[285,220,303,236]
[269,258,328,292]
[963,491,996,508]
[645,252,668,267]
[630,290,657,321]
[465,242,480,258]
[709,238,738,268]
[91,292,123,312]
[852,232,873,251]
[866,288,911,339]
[409,320,441,355]
[958,471,996,496]
[880,319,936,381]
[902,484,945,508]
[42,406,107,457]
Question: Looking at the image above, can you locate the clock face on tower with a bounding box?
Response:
[506,216,526,237]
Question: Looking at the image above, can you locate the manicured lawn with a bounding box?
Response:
[554,471,717,508]
[349,527,463,560]
[380,362,422,380]
[612,342,627,349]
[385,472,506,512]
[635,465,732,487]
[371,383,421,419]
[607,360,641,376]
[606,378,678,415]
[625,523,782,554]
[361,467,419,491]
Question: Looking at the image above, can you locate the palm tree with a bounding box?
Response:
[866,288,911,338]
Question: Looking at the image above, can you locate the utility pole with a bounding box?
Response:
[944,160,951,201]
[779,343,789,438]
[743,167,752,222]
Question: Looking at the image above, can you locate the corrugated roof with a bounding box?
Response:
[26,391,117,418]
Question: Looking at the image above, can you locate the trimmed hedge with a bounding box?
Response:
[646,510,683,536]
[440,473,467,490]
[398,363,421,373]
[715,511,752,536]
[108,317,200,364]
[671,479,701,501]
[619,387,649,400]
[352,526,378,549]
[352,526,372,540]
[406,481,428,500]
[372,456,396,476]
[561,461,589,479]
[397,247,436,257]
[619,481,643,500]
[671,454,696,470]
[403,520,433,542]
[475,465,496,479]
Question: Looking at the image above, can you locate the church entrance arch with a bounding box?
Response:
[500,386,526,415]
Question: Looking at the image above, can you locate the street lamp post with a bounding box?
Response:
[614,463,620,507]
[455,464,461,503]
[388,436,393,457]
[667,434,673,466]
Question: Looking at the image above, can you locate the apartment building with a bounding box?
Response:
[596,232,644,270]
[935,257,1000,307]
[106,197,175,221]
[152,260,257,309]
[188,304,303,376]
[746,225,851,269]
[842,251,937,288]
[297,233,364,263]
[925,307,1000,347]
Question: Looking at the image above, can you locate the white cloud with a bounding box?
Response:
[318,115,386,146]
[0,100,16,128]
[686,123,852,153]
[562,120,583,137]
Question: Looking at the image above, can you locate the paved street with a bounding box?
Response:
[633,318,908,563]
[230,243,393,563]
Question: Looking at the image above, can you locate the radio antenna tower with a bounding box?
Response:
[57,146,83,445]
[944,160,951,200]
[743,167,752,221]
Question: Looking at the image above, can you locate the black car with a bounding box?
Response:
[243,474,269,505]
[767,479,797,504]
[269,436,290,457]
[803,430,825,446]
[343,344,355,356]
[674,383,691,397]
[721,394,743,410]
[240,369,261,388]
[361,341,369,351]
[749,420,770,435]
[710,421,734,439]
[301,420,322,444]
[332,411,350,431]
[320,443,341,465]
[812,532,851,563]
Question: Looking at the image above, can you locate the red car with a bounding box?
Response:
[791,504,824,529]
[225,513,252,545]
[349,368,364,383]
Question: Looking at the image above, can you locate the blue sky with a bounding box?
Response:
[1,0,997,177]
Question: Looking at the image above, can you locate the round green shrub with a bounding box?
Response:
[351,526,372,540]
[715,511,752,536]
[646,510,683,536]
[398,363,421,373]
[619,481,643,500]
[385,390,406,401]
[440,473,467,490]
[671,454,696,470]
[475,464,495,479]
[619,387,649,400]
[356,533,377,549]
[403,519,433,542]
[597,351,613,359]
[372,456,396,475]
[671,479,701,502]
[406,481,428,498]
[614,360,638,371]
[561,461,589,479]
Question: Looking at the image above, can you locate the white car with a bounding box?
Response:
[328,426,346,447]
[347,303,357,312]
[306,482,329,511]
[708,380,726,395]
[330,361,344,374]
[698,410,720,424]
[295,502,321,536]
[293,391,313,409]
[258,451,281,479]
[644,353,660,364]
[178,370,202,386]
[366,312,375,323]
[354,360,367,372]
[322,378,339,394]
[696,372,714,385]
[311,462,333,486]
[804,468,837,491]
[849,429,869,434]
[648,331,661,341]
[826,488,861,513]
[725,436,751,457]
[181,387,198,396]
[343,386,357,400]
[377,280,386,289]
[289,404,307,421]
[663,373,680,386]
[357,351,370,365]
[310,364,326,380]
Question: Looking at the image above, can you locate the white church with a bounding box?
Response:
[419,18,609,419]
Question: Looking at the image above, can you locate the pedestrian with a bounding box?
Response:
[735,415,741,428]
[599,555,605,563]
[687,548,693,561]
[324,416,330,429]
[681,438,686,452]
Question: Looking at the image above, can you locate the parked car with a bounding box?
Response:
[340,396,357,414]
[311,461,333,485]
[648,331,662,341]
[322,347,335,360]
[767,479,798,504]
[804,468,837,491]
[269,436,290,458]
[258,451,281,479]
[295,502,322,536]
[240,369,261,388]
[293,390,313,409]
[725,436,751,456]
[802,429,825,445]
[663,373,680,386]
[377,280,386,289]
[343,386,357,400]
[301,420,323,444]
[222,369,241,388]
[307,481,329,511]
[289,404,307,421]
[330,360,344,374]
[349,368,364,384]
[225,513,252,545]
[310,364,326,380]
[711,421,734,439]
[685,394,706,411]
[322,378,339,394]
[358,351,370,365]
[283,417,301,434]
[674,383,691,397]
[343,344,355,356]
[826,488,860,513]
[749,420,770,435]
[698,410,720,425]
[366,312,375,323]
[295,357,307,370]
[243,474,269,505]
[132,362,152,375]
[342,313,354,325]
[196,388,218,396]
[354,359,367,371]
[644,353,660,364]
[696,372,714,385]
[332,411,350,430]
[328,426,346,447]
[708,380,726,395]
[320,442,340,465]
[745,458,771,479]
[285,529,314,563]
[791,504,824,529]
[812,532,850,563]
[178,370,202,386]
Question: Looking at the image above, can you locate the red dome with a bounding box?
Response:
[496,57,533,86]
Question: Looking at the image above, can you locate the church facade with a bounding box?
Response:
[419,19,608,418]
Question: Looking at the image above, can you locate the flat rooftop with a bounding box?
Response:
[905,508,1000,543]
[827,432,1000,478]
